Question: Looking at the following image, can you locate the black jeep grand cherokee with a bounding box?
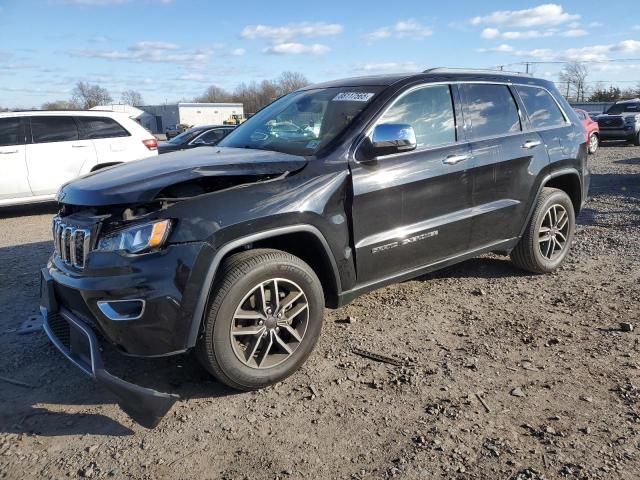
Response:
[40,69,589,427]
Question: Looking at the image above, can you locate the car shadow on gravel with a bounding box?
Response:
[416,255,529,282]
[0,239,240,437]
[614,156,640,166]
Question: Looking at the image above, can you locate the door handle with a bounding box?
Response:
[72,144,88,148]
[0,150,18,154]
[522,140,542,149]
[443,154,470,165]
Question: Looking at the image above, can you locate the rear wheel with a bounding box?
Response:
[197,249,324,390]
[588,133,599,154]
[634,131,640,147]
[511,188,575,274]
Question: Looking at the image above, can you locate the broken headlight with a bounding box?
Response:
[97,219,172,254]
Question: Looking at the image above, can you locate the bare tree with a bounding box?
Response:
[558,62,589,102]
[41,100,80,110]
[120,89,144,106]
[71,82,113,109]
[276,71,309,96]
[194,85,232,103]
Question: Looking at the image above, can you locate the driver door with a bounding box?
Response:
[350,84,475,284]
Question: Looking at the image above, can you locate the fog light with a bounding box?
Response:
[97,300,145,321]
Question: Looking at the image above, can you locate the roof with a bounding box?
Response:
[614,98,640,104]
[301,68,551,91]
[140,102,243,109]
[0,110,130,118]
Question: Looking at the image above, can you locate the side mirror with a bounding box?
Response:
[367,124,417,159]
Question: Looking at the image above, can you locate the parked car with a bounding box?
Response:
[158,125,235,154]
[165,123,190,139]
[574,108,600,153]
[594,99,640,145]
[0,111,158,207]
[40,69,589,427]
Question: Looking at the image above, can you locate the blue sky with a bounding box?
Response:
[0,0,639,108]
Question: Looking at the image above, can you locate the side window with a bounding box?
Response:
[0,118,23,147]
[460,84,521,139]
[377,85,456,149]
[31,116,79,143]
[195,129,226,145]
[75,116,130,140]
[575,110,586,121]
[516,85,566,129]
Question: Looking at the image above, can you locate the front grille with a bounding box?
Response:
[53,217,92,269]
[597,117,624,129]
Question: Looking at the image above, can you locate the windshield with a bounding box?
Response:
[218,86,383,156]
[167,129,201,145]
[605,103,640,114]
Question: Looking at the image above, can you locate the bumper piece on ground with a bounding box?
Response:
[40,269,179,429]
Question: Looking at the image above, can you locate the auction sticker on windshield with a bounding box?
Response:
[333,92,375,102]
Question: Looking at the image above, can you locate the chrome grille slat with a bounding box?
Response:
[52,216,93,269]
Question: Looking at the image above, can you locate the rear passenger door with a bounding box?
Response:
[350,84,474,283]
[25,116,97,196]
[459,83,548,249]
[0,117,31,202]
[75,116,133,164]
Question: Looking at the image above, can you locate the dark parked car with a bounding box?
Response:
[158,125,235,154]
[594,99,640,145]
[40,68,589,427]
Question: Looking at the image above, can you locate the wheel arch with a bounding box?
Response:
[519,168,583,238]
[186,225,341,348]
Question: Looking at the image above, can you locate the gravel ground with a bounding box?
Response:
[0,144,638,480]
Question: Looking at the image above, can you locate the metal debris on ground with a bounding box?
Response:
[351,347,406,367]
[17,315,44,335]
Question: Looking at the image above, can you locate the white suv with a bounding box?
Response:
[0,111,158,207]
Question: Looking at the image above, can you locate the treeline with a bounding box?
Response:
[35,71,309,114]
[193,71,310,114]
[588,85,640,102]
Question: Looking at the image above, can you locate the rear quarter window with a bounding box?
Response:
[75,116,131,140]
[517,86,566,129]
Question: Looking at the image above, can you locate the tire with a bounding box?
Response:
[634,131,640,147]
[511,188,575,274]
[588,133,599,154]
[196,248,324,391]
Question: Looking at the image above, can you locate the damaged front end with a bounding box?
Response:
[41,147,312,428]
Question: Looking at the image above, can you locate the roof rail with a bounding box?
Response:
[423,67,533,77]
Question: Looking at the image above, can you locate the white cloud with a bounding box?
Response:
[230,48,245,56]
[561,29,588,37]
[502,30,552,39]
[263,43,329,55]
[478,44,515,53]
[354,62,420,73]
[511,40,640,62]
[588,21,603,27]
[633,25,640,31]
[481,28,500,39]
[241,22,343,42]
[364,19,433,42]
[178,73,206,82]
[471,4,580,28]
[73,41,214,64]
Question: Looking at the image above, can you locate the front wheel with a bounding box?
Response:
[511,188,575,274]
[588,133,599,154]
[196,249,324,390]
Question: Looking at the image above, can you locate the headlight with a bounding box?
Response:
[624,116,636,124]
[97,220,172,254]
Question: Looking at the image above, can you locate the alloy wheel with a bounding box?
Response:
[230,278,309,369]
[589,134,598,154]
[538,204,570,260]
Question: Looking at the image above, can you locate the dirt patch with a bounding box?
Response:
[1,146,639,479]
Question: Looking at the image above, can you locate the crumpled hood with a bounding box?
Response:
[58,147,308,206]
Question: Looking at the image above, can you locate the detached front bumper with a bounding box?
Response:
[40,268,179,428]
